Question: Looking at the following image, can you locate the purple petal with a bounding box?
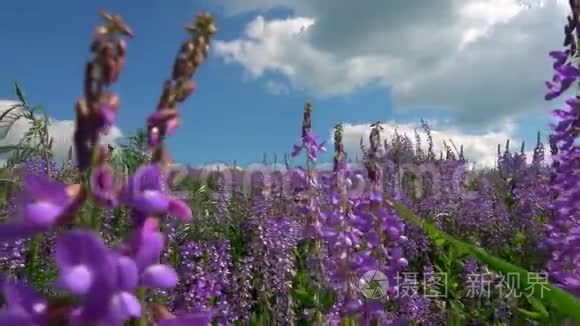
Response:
[109,291,141,322]
[0,223,46,241]
[133,229,164,270]
[168,199,192,221]
[100,105,116,132]
[91,165,118,207]
[23,174,68,203]
[55,230,115,296]
[24,202,63,226]
[114,255,139,291]
[55,231,110,276]
[2,280,45,316]
[133,190,170,214]
[135,165,164,191]
[166,118,179,135]
[58,264,93,295]
[291,145,302,157]
[141,264,178,289]
[0,312,34,325]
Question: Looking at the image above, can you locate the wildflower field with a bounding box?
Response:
[0,5,579,326]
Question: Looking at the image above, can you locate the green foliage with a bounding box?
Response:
[390,199,580,323]
[113,128,149,173]
[0,82,53,168]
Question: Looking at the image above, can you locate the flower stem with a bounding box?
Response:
[137,287,147,326]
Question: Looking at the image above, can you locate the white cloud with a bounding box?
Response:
[265,80,290,95]
[339,120,522,168]
[0,100,123,163]
[214,0,569,127]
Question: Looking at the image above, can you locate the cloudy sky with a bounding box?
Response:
[0,0,569,168]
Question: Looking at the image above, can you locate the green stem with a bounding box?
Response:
[137,287,147,326]
[79,141,104,228]
[26,235,41,287]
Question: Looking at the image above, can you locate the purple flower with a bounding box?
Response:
[91,163,119,207]
[57,230,144,324]
[0,279,47,324]
[105,253,142,322]
[147,110,180,142]
[0,175,85,240]
[126,218,178,289]
[543,17,580,296]
[545,63,580,100]
[292,131,327,162]
[549,50,569,69]
[54,230,112,296]
[121,165,192,221]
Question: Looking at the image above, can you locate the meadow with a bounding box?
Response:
[0,6,578,326]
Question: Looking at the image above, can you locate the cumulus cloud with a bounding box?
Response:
[0,100,123,163]
[214,0,569,127]
[339,120,525,169]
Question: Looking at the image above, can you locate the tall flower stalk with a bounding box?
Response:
[0,11,215,326]
[324,123,364,324]
[543,0,580,298]
[357,122,407,323]
[291,102,327,324]
[146,13,216,166]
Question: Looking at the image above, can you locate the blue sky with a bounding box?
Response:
[0,0,567,168]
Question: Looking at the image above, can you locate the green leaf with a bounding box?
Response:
[0,145,20,155]
[318,288,336,313]
[14,81,28,106]
[388,199,580,322]
[0,105,26,140]
[527,296,549,320]
[292,288,315,306]
[433,237,446,247]
[517,308,545,321]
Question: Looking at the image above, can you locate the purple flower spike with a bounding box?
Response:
[55,230,110,295]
